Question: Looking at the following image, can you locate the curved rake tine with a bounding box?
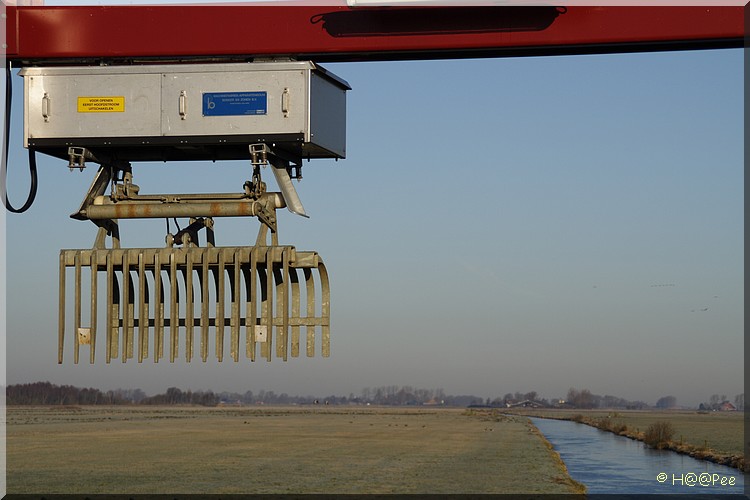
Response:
[74,251,82,364]
[138,251,150,363]
[214,248,226,362]
[250,247,258,361]
[230,249,241,362]
[121,250,129,362]
[122,250,136,362]
[153,252,164,362]
[242,248,257,361]
[257,263,269,361]
[184,250,194,362]
[127,266,136,360]
[58,252,66,364]
[289,267,300,358]
[262,249,274,361]
[200,250,209,362]
[273,252,287,360]
[109,258,121,362]
[304,268,315,357]
[90,249,98,364]
[105,252,111,363]
[318,260,331,357]
[169,251,179,362]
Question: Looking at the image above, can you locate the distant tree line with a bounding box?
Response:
[5,382,741,410]
[215,386,483,407]
[6,382,131,406]
[4,382,483,407]
[5,382,218,406]
[140,387,219,406]
[553,387,648,410]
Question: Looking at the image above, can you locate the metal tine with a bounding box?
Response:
[169,250,179,362]
[201,250,209,362]
[105,252,111,363]
[214,248,225,362]
[243,248,257,361]
[250,247,258,361]
[273,248,289,361]
[110,256,121,361]
[105,252,113,362]
[90,249,98,364]
[185,249,194,362]
[58,251,66,364]
[282,248,290,361]
[127,252,137,359]
[121,250,129,362]
[319,261,331,357]
[260,249,274,361]
[137,250,149,363]
[289,267,300,358]
[74,251,82,364]
[230,249,241,362]
[304,268,315,357]
[257,263,268,361]
[153,252,164,362]
[121,250,131,362]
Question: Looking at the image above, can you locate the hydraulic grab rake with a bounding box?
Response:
[58,145,330,364]
[20,61,347,365]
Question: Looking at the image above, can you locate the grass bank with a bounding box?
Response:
[507,408,744,472]
[7,405,585,494]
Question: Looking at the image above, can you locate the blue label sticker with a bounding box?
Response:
[202,91,267,116]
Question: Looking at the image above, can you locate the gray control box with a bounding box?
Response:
[21,61,349,162]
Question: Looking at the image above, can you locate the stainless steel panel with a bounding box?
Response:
[23,71,162,146]
[22,62,348,160]
[309,72,347,158]
[160,69,308,139]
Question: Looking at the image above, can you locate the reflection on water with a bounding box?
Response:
[530,417,745,495]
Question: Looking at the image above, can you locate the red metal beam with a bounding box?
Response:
[3,4,744,64]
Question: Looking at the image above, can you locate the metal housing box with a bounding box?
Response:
[21,62,349,162]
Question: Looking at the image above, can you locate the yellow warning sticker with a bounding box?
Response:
[77,96,125,113]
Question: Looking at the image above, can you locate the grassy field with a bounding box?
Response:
[507,408,744,469]
[6,405,585,494]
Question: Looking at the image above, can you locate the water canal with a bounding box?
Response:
[530,417,745,495]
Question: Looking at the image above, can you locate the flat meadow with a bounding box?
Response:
[5,405,585,494]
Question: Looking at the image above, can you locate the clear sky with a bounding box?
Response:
[2,28,743,407]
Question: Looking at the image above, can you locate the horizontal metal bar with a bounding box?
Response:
[61,247,321,269]
[84,194,285,220]
[86,200,261,220]
[119,317,328,327]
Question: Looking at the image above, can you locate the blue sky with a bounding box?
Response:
[3,44,743,406]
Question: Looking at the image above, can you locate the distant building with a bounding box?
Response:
[718,402,737,411]
[508,400,543,408]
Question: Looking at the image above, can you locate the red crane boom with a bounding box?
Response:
[3,4,744,64]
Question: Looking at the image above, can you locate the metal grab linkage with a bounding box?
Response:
[59,246,330,363]
[58,143,331,364]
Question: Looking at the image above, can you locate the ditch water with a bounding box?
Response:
[530,417,745,495]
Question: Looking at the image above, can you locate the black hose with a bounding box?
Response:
[2,61,38,213]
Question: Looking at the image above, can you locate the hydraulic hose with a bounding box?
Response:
[1,61,38,213]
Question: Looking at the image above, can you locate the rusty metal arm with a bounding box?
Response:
[82,192,286,221]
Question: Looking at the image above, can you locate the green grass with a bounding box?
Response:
[7,405,585,494]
